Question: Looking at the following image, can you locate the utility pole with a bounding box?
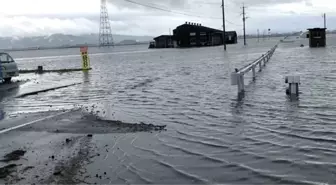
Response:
[241,3,247,46]
[323,13,326,29]
[169,28,172,47]
[263,30,265,41]
[222,0,226,51]
[257,29,259,42]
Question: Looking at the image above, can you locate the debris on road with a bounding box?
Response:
[53,170,62,176]
[1,150,26,162]
[0,164,17,179]
[15,83,82,98]
[21,166,34,173]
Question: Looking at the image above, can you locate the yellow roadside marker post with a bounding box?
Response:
[80,46,90,70]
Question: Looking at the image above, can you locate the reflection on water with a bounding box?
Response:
[0,82,21,120]
[1,37,336,184]
[0,109,4,121]
[83,71,90,83]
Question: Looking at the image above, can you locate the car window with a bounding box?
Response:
[0,53,14,63]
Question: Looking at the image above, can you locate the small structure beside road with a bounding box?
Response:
[153,35,174,48]
[307,28,326,47]
[285,76,300,96]
[148,41,155,49]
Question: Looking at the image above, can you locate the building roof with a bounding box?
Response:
[175,23,222,33]
[213,31,237,35]
[154,35,173,40]
[307,28,327,31]
[174,23,237,35]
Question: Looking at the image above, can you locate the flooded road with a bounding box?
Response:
[1,37,336,184]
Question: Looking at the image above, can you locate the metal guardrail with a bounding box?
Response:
[231,45,278,94]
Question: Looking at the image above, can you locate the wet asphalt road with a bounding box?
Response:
[1,37,336,184]
[0,109,167,184]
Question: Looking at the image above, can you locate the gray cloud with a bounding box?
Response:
[305,1,313,6]
[108,0,189,10]
[108,0,312,9]
[213,0,312,7]
[1,0,333,38]
[242,0,312,6]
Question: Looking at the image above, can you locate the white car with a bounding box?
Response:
[0,52,19,83]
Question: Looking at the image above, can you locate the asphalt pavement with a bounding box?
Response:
[0,102,165,184]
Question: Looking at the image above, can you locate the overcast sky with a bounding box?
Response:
[0,0,335,37]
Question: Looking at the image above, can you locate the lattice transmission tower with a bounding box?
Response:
[99,0,114,47]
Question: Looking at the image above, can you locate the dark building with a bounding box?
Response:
[307,28,326,47]
[148,41,155,49]
[211,32,223,46]
[173,22,237,48]
[153,35,174,48]
[225,31,238,44]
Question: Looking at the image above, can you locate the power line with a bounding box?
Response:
[123,0,241,26]
[193,1,229,7]
[226,19,241,26]
[124,0,215,18]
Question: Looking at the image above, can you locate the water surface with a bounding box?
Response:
[1,37,336,184]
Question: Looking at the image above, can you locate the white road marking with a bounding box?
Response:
[0,110,72,134]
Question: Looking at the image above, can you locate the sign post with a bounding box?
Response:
[80,46,90,70]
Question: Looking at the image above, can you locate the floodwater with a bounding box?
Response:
[1,36,336,184]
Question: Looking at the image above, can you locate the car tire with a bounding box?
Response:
[4,78,11,83]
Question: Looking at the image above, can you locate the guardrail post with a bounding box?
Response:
[231,72,239,93]
[231,72,245,94]
[237,75,242,93]
[238,74,245,93]
[252,66,256,81]
[259,59,262,71]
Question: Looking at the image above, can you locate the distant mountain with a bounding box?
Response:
[0,34,154,49]
[119,40,138,45]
